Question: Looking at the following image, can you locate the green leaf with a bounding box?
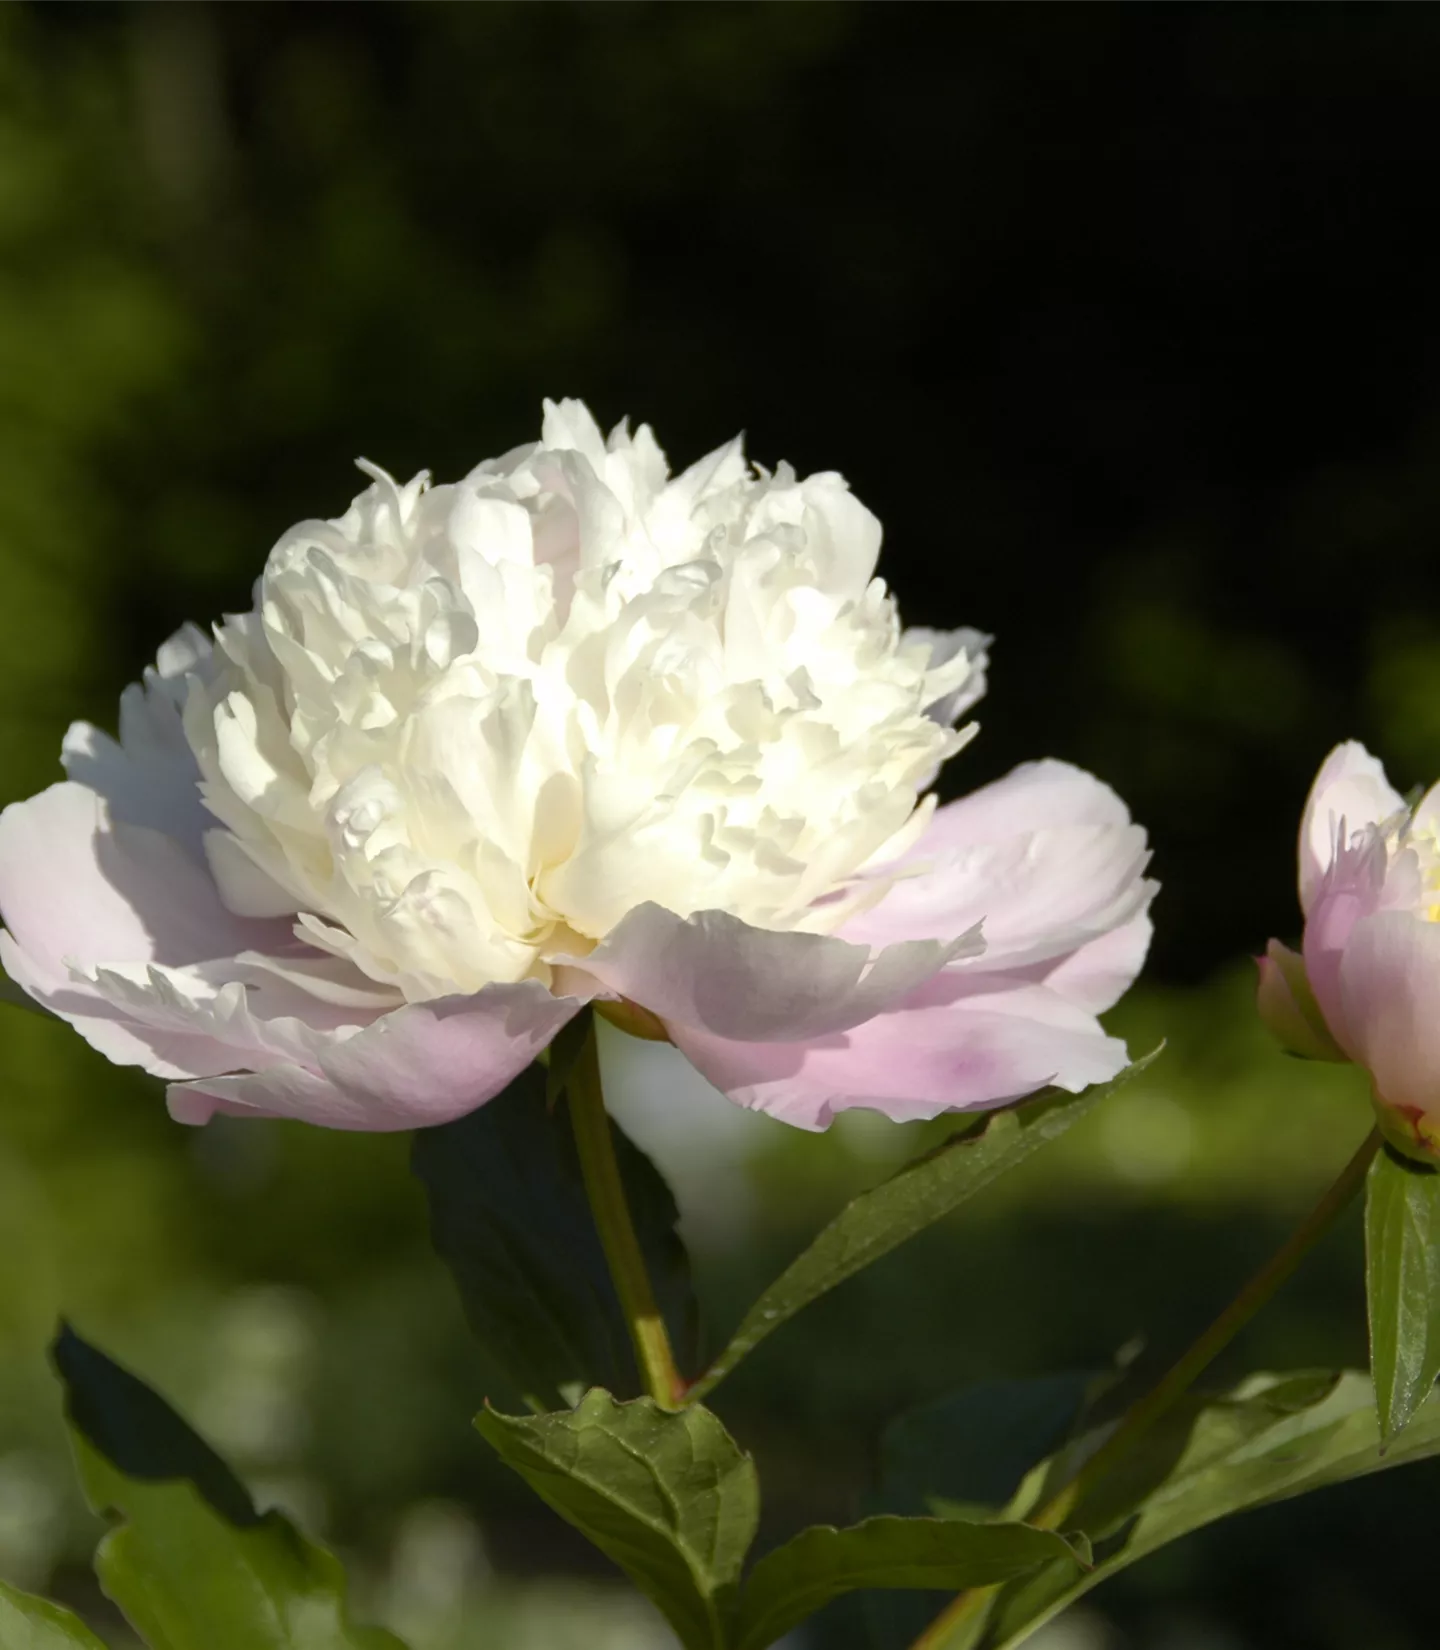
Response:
[1365,1143,1440,1440]
[862,1374,1098,1648]
[413,1057,696,1410]
[880,1375,1095,1520]
[476,1387,758,1650]
[689,1053,1160,1402]
[925,1369,1440,1650]
[53,1325,406,1650]
[0,1580,108,1649]
[734,1516,1086,1650]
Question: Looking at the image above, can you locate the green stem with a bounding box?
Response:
[909,1125,1383,1650]
[568,1015,685,1409]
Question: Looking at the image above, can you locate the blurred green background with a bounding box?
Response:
[4,5,1440,1646]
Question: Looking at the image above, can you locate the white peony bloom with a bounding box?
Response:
[184,399,984,1001]
[0,399,1154,1131]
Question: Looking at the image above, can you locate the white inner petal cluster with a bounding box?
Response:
[182,400,983,1001]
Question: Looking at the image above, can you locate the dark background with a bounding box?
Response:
[4,6,1440,1648]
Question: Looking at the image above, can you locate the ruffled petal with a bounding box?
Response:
[60,622,215,858]
[0,931,238,1079]
[167,979,590,1130]
[669,968,1130,1131]
[1299,742,1404,915]
[905,626,990,729]
[570,902,981,1043]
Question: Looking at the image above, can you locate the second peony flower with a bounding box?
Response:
[0,400,1156,1130]
[1260,741,1440,1159]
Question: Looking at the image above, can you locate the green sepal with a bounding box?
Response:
[1254,939,1347,1062]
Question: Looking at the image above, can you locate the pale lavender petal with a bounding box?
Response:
[1337,911,1440,1120]
[1042,910,1154,1015]
[847,765,1155,973]
[0,931,236,1078]
[670,969,1129,1131]
[0,782,289,985]
[0,781,382,1084]
[1301,827,1392,1053]
[570,902,980,1043]
[1298,741,1404,915]
[889,760,1134,863]
[168,979,590,1130]
[60,622,214,859]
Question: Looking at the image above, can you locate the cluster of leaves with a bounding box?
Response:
[18,1036,1440,1650]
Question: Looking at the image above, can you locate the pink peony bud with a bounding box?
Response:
[1265,740,1440,1161]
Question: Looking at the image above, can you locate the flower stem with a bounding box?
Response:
[568,1015,686,1409]
[909,1124,1383,1650]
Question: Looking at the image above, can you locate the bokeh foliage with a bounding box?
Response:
[5,5,1440,1647]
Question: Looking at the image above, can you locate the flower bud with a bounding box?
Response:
[1271,741,1440,1164]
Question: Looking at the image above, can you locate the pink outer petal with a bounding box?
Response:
[0,780,321,1082]
[0,782,288,985]
[569,902,981,1043]
[1299,742,1404,916]
[1042,910,1154,1015]
[669,969,1129,1131]
[891,760,1134,857]
[1300,828,1393,1054]
[0,931,247,1079]
[847,762,1155,978]
[1336,911,1440,1121]
[167,979,592,1131]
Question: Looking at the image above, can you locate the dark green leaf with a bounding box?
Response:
[412,1057,695,1410]
[689,1053,1160,1402]
[55,1322,257,1526]
[476,1387,758,1650]
[881,1374,1095,1520]
[734,1516,1086,1650]
[53,1325,406,1650]
[863,1374,1098,1648]
[1365,1143,1440,1440]
[927,1370,1440,1650]
[0,1580,108,1648]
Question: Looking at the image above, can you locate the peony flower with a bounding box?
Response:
[0,400,1155,1132]
[1261,741,1440,1156]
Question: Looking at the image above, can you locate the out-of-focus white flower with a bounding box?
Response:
[0,400,1154,1131]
